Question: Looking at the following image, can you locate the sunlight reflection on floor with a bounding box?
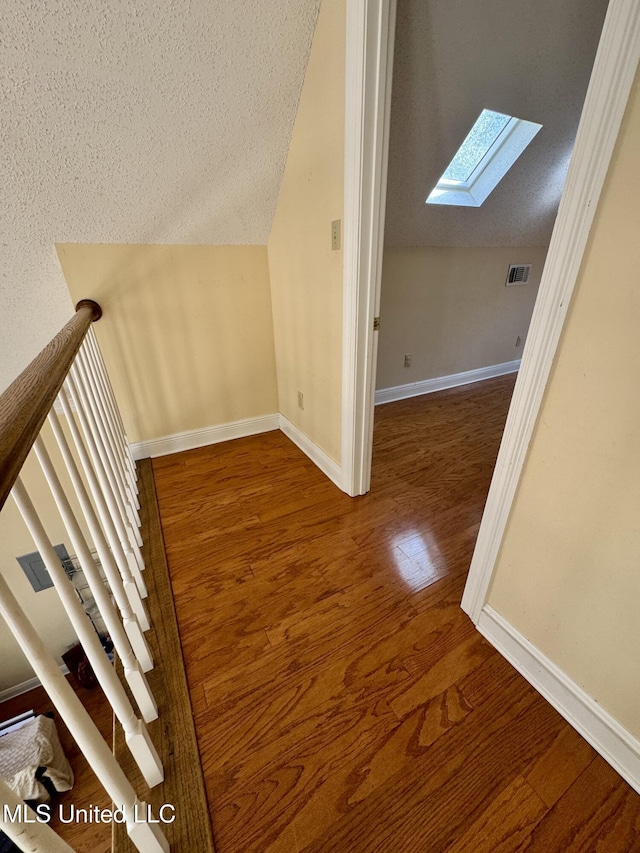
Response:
[390,531,448,591]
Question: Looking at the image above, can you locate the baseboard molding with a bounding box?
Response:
[375,360,521,406]
[0,665,70,705]
[128,412,346,493]
[478,605,640,795]
[130,414,280,460]
[278,415,344,491]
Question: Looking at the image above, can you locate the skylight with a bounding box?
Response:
[427,109,542,208]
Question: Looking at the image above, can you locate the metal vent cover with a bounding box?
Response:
[506,264,532,286]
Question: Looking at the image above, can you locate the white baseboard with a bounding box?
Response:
[0,665,70,705]
[129,412,346,493]
[130,414,280,460]
[375,360,521,406]
[278,415,344,492]
[478,605,640,795]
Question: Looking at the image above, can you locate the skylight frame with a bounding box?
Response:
[426,110,543,208]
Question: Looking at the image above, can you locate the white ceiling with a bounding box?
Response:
[384,0,609,247]
[0,0,320,391]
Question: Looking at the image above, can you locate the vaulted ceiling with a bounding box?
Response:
[1,0,612,391]
[0,0,320,391]
[384,0,609,247]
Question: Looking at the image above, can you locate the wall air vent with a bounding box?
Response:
[506,264,532,286]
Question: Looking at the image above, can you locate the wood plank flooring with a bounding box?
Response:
[151,374,640,853]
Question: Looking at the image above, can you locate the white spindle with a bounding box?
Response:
[75,345,142,524]
[0,776,75,853]
[57,386,151,634]
[83,337,139,506]
[65,373,148,601]
[0,573,169,853]
[88,328,137,481]
[11,476,163,789]
[78,343,140,520]
[80,344,140,519]
[71,355,144,552]
[37,419,158,720]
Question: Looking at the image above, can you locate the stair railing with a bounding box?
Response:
[0,301,169,853]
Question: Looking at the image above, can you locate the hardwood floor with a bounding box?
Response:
[151,374,640,853]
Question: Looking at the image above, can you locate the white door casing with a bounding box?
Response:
[341,0,640,619]
[341,0,396,497]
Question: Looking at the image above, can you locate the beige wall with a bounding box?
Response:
[376,246,548,390]
[3,242,279,690]
[0,420,92,691]
[268,0,345,463]
[488,71,640,738]
[57,244,279,444]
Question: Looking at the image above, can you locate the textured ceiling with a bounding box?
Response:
[384,0,609,247]
[0,0,320,391]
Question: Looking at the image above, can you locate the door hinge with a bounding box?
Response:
[373,316,381,331]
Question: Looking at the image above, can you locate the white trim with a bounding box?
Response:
[342,0,397,497]
[129,412,345,490]
[375,360,520,406]
[478,606,640,795]
[461,0,640,622]
[130,414,280,460]
[278,415,343,491]
[0,665,70,704]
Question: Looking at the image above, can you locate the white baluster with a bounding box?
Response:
[11,476,163,789]
[0,573,169,853]
[75,351,143,547]
[38,419,157,720]
[78,341,139,520]
[0,776,75,853]
[57,385,151,633]
[80,342,140,515]
[83,336,139,506]
[88,328,137,482]
[65,373,148,601]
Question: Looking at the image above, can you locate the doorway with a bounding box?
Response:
[342,0,638,620]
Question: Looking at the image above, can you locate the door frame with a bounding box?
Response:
[341,0,640,618]
[461,0,640,622]
[341,0,396,497]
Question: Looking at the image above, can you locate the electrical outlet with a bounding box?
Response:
[297,391,304,410]
[331,219,341,251]
[404,354,412,368]
[516,335,522,347]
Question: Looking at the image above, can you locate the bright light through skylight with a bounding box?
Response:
[427,108,543,207]
[441,110,511,182]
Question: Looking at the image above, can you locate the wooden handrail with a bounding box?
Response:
[0,299,102,512]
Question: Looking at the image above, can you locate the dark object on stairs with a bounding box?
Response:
[62,642,98,689]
